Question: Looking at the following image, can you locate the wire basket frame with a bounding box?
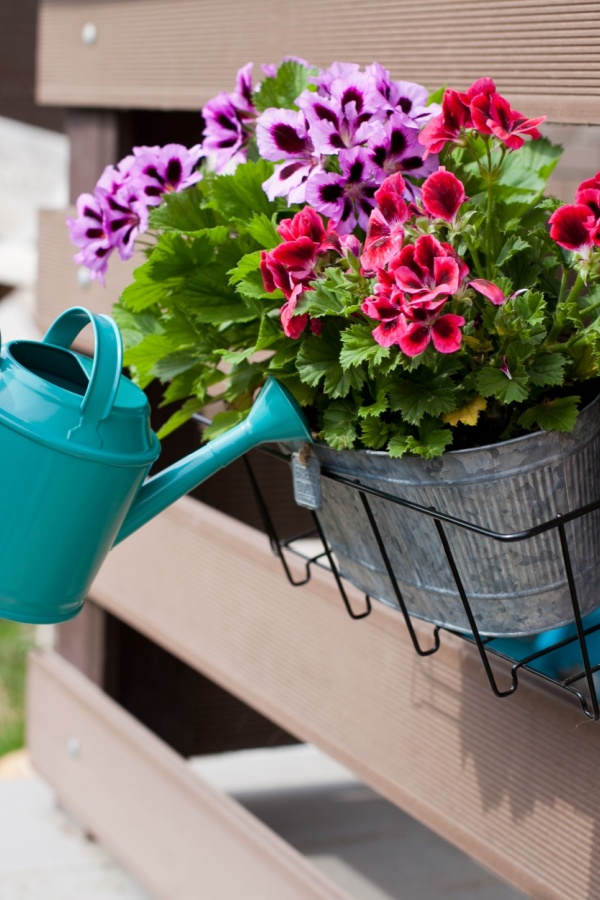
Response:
[242,450,600,722]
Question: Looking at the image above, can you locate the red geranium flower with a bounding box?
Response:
[361,173,410,271]
[549,205,595,252]
[277,206,340,253]
[390,234,468,309]
[470,92,545,150]
[396,309,466,356]
[421,168,467,222]
[418,89,471,157]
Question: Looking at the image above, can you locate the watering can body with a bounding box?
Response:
[0,308,312,624]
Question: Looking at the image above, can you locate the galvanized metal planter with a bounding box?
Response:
[299,396,600,637]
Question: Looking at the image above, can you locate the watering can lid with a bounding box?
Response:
[0,308,161,466]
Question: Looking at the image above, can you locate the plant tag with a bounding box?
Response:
[291,449,322,510]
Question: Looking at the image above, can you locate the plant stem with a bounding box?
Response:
[481,140,497,280]
[485,174,495,280]
[565,272,586,306]
[545,273,587,345]
[462,234,486,278]
[558,266,569,304]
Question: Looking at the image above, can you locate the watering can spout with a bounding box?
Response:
[114,378,312,545]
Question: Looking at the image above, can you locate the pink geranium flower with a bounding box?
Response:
[260,237,322,299]
[421,168,467,222]
[396,310,466,356]
[280,284,310,338]
[549,205,595,252]
[361,172,410,271]
[470,92,545,150]
[418,89,472,157]
[361,290,404,347]
[276,206,340,252]
[390,234,468,309]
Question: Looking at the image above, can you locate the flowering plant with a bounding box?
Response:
[68,59,600,457]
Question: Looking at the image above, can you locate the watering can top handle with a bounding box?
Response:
[42,307,123,426]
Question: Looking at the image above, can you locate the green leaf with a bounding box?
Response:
[207,159,275,220]
[156,397,206,440]
[296,334,365,398]
[360,417,391,450]
[275,374,318,406]
[124,333,176,374]
[498,137,562,198]
[154,351,201,381]
[229,250,263,284]
[387,374,456,425]
[233,269,276,302]
[358,388,389,419]
[160,365,207,406]
[148,187,215,233]
[416,419,454,457]
[253,60,316,114]
[246,213,281,249]
[182,272,258,323]
[427,84,447,106]
[476,366,529,403]
[495,235,530,268]
[255,314,283,350]
[201,408,249,442]
[120,234,214,312]
[570,342,599,380]
[387,430,410,458]
[528,352,567,387]
[386,421,453,459]
[219,347,256,365]
[112,304,163,349]
[517,396,581,433]
[321,400,357,451]
[295,268,359,318]
[339,323,391,369]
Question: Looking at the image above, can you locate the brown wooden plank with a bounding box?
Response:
[55,599,106,685]
[66,110,120,203]
[36,0,600,123]
[27,650,350,900]
[87,494,600,900]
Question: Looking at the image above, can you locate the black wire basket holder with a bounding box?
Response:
[242,448,600,722]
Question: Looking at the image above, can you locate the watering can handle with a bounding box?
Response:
[43,307,123,432]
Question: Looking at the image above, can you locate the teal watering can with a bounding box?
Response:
[0,307,312,624]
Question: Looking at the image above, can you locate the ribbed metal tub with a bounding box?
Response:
[299,396,600,636]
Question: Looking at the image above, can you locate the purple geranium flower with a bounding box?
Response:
[132,143,203,205]
[298,75,386,155]
[96,155,137,195]
[305,147,379,233]
[102,186,149,261]
[200,64,257,173]
[257,108,322,203]
[366,63,440,125]
[369,113,438,188]
[66,193,113,284]
[309,62,361,96]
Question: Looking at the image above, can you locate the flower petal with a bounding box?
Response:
[468,278,507,306]
[397,319,430,356]
[430,314,465,353]
[421,169,467,221]
[549,204,594,251]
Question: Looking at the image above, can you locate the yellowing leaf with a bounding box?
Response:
[443,396,487,427]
